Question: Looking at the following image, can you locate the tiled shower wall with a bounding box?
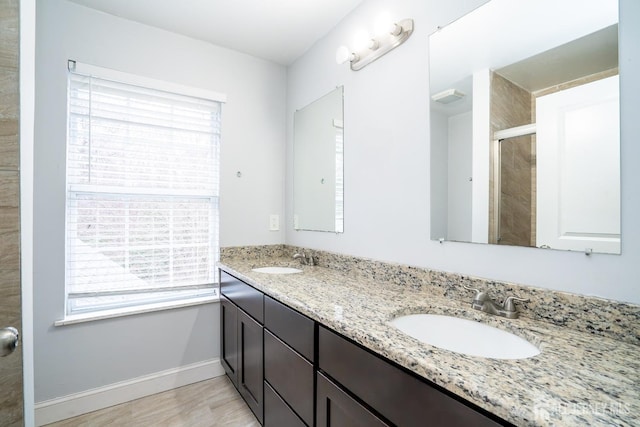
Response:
[490,71,534,247]
[0,0,23,425]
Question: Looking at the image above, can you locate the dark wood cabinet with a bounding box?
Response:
[316,372,389,427]
[220,271,265,424]
[318,326,505,427]
[264,330,314,425]
[264,296,315,426]
[264,295,315,361]
[237,308,264,424]
[221,271,264,322]
[220,295,238,386]
[264,381,307,427]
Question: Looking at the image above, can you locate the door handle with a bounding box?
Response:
[0,327,19,357]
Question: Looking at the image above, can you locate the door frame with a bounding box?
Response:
[20,0,36,425]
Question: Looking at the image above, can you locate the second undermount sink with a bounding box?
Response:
[251,266,303,274]
[390,314,540,360]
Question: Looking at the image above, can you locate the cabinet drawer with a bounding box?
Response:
[264,329,314,426]
[317,371,389,427]
[318,327,504,427]
[264,295,315,361]
[220,270,264,323]
[264,381,306,427]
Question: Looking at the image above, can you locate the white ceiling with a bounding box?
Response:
[429,0,618,117]
[67,0,364,65]
[497,25,618,93]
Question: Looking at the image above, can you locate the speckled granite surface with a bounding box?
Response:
[219,245,640,426]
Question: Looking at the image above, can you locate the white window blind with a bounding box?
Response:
[66,63,222,315]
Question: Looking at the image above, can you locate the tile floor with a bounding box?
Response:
[44,376,259,426]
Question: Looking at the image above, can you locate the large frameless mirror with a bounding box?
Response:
[429,0,620,254]
[294,87,344,233]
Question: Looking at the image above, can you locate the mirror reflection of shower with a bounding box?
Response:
[428,0,620,254]
[492,124,537,247]
[490,72,620,254]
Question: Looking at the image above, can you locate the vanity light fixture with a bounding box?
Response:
[336,18,414,71]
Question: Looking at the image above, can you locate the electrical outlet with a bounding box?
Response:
[269,214,279,231]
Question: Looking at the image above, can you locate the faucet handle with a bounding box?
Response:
[462,284,480,294]
[306,253,316,266]
[503,296,528,312]
[463,285,490,302]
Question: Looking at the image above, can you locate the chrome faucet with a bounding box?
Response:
[293,252,315,266]
[463,286,528,319]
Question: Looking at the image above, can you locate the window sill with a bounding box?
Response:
[54,291,220,326]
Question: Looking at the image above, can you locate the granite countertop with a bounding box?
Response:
[218,256,639,427]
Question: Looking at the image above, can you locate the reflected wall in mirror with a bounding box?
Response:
[294,87,344,232]
[429,0,620,254]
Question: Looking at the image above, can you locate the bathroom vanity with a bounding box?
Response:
[218,247,639,426]
[220,270,503,426]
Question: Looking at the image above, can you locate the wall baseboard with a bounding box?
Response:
[34,358,225,426]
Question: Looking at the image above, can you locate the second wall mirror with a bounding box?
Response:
[429,0,620,254]
[294,87,344,233]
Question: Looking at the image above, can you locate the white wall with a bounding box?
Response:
[429,109,448,240]
[34,0,286,402]
[471,68,490,244]
[286,0,640,304]
[447,111,472,242]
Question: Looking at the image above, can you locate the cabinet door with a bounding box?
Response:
[220,295,238,386]
[238,308,264,424]
[317,372,389,427]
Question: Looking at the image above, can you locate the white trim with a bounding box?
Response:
[55,292,219,326]
[69,60,227,103]
[34,358,225,426]
[69,184,216,198]
[494,123,537,141]
[20,0,37,425]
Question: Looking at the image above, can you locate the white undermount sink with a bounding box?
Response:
[251,266,303,274]
[390,314,540,360]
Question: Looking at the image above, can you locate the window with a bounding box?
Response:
[65,61,224,315]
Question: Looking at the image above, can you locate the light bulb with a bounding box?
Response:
[336,46,358,64]
[368,39,380,50]
[390,22,403,36]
